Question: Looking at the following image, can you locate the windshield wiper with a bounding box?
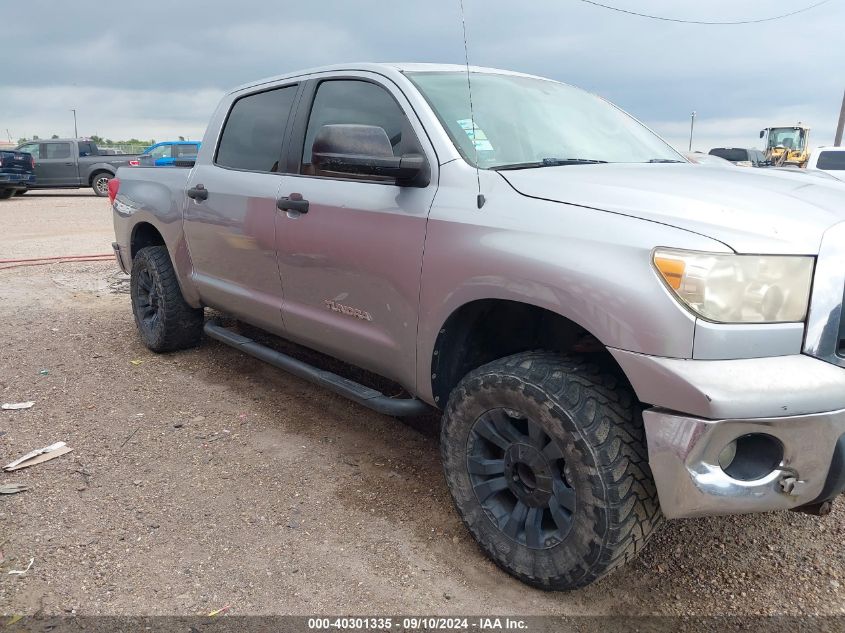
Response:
[492,158,608,171]
[647,158,685,163]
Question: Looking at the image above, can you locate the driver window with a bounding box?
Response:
[301,80,408,178]
[148,145,170,160]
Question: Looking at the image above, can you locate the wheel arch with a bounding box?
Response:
[429,298,632,407]
[88,168,115,186]
[130,221,166,260]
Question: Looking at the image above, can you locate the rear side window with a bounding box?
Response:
[709,148,748,162]
[817,151,845,171]
[174,144,199,157]
[216,85,298,172]
[44,143,71,159]
[78,142,95,156]
[301,80,407,169]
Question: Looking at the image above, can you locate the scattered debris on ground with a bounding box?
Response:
[0,483,27,495]
[2,401,35,410]
[4,442,73,472]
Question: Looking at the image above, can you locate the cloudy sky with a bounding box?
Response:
[2,0,843,152]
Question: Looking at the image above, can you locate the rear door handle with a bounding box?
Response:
[187,184,208,201]
[277,195,309,214]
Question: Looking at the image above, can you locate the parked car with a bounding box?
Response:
[137,141,201,167]
[14,138,139,196]
[708,147,767,167]
[0,149,36,198]
[806,146,845,181]
[684,151,734,167]
[111,63,845,591]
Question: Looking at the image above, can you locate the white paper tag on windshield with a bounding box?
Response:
[457,119,494,151]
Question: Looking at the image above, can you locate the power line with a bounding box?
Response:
[575,0,833,24]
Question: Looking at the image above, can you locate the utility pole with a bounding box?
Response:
[70,109,78,138]
[835,89,845,147]
[688,111,696,151]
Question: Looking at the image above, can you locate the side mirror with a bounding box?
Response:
[311,124,428,186]
[759,130,765,139]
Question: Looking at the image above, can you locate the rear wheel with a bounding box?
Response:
[91,172,112,197]
[0,189,14,200]
[14,189,26,196]
[130,245,204,352]
[441,351,662,590]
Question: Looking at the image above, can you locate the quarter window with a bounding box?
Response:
[216,85,298,172]
[301,80,408,174]
[44,143,71,159]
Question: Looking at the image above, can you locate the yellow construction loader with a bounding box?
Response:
[760,124,811,167]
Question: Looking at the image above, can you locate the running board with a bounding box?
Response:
[203,322,430,417]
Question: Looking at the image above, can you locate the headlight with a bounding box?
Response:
[653,248,814,323]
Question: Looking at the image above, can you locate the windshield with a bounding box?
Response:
[767,127,806,150]
[406,71,682,169]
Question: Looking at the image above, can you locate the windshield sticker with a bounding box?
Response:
[457,119,494,152]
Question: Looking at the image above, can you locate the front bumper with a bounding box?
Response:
[610,349,845,518]
[645,407,845,519]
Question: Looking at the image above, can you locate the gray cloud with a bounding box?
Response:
[1,0,842,151]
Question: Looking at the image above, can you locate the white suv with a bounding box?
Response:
[807,146,845,181]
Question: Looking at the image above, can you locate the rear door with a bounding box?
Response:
[275,73,438,388]
[183,82,301,334]
[35,142,79,186]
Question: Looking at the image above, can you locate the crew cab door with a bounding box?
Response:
[182,82,301,334]
[275,74,438,389]
[18,141,79,186]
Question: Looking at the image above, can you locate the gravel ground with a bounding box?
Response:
[1,193,844,617]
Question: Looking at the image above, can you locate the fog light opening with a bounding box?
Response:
[718,440,738,471]
[719,434,783,481]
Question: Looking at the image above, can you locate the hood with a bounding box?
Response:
[499,163,845,254]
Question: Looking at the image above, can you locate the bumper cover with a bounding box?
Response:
[0,173,35,186]
[610,349,845,419]
[645,407,845,519]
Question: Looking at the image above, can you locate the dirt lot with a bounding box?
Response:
[1,191,844,616]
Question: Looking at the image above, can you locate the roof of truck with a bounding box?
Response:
[230,62,546,95]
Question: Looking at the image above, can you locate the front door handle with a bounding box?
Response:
[277,194,309,214]
[187,184,208,201]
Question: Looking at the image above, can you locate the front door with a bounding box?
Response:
[183,83,300,334]
[276,75,438,389]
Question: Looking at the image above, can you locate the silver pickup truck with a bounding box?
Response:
[111,63,845,590]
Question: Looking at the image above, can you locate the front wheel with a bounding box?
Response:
[441,351,662,590]
[0,189,14,200]
[14,189,26,196]
[91,172,113,197]
[130,246,204,352]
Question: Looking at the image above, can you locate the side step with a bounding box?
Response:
[203,322,430,417]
